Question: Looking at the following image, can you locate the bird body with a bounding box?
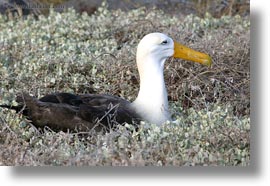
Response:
[0,33,212,132]
[8,93,140,132]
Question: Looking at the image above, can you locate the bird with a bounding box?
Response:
[0,33,212,132]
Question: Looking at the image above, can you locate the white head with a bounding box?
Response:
[136,32,212,74]
[136,33,174,69]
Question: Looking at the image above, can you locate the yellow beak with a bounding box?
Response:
[173,41,212,67]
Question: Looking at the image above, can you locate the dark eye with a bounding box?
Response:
[161,40,168,45]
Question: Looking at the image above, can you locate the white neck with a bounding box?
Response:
[131,56,171,125]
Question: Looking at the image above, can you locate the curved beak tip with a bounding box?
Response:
[203,55,212,67]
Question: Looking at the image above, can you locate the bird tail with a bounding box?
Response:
[0,93,36,114]
[0,104,24,113]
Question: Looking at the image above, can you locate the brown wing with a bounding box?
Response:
[78,94,141,127]
[9,93,141,132]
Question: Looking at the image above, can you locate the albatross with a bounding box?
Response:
[0,33,212,132]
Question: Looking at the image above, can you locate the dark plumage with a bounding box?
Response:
[0,93,141,132]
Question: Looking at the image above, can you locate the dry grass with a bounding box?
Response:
[0,0,250,18]
[0,3,250,166]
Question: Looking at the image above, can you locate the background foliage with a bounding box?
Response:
[0,1,250,166]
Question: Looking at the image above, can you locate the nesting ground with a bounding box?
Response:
[0,4,250,166]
